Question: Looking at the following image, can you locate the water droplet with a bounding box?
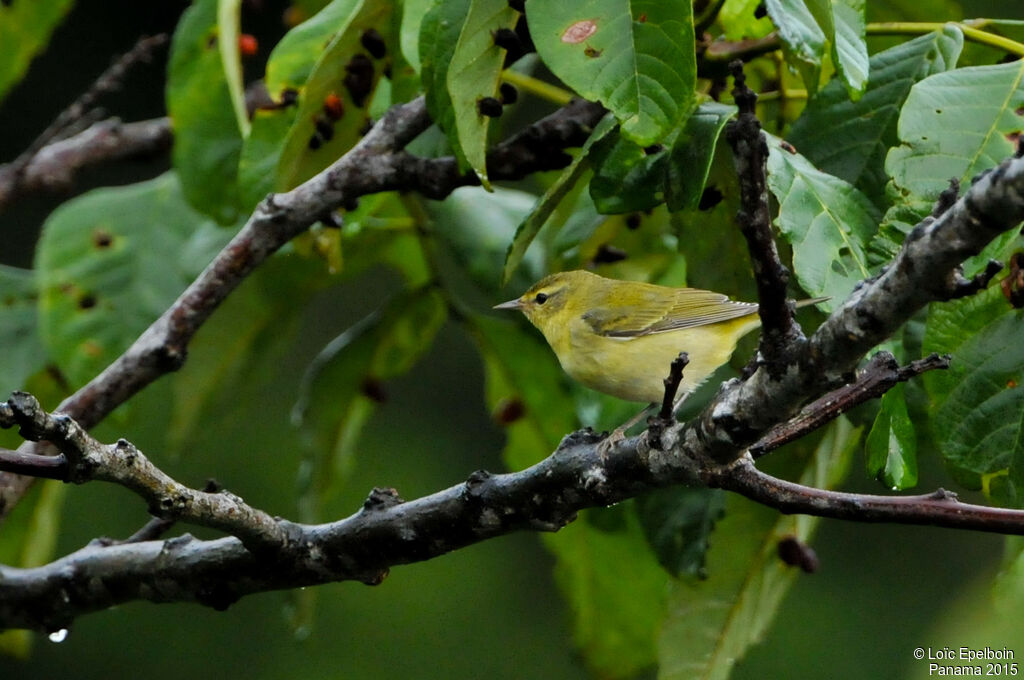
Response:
[48,629,69,643]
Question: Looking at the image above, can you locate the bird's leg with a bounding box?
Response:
[596,404,653,458]
[599,353,690,458]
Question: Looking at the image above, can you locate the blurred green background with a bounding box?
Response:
[2,1,1024,679]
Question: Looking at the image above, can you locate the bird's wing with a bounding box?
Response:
[582,287,759,338]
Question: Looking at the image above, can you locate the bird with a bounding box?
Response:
[494,269,825,408]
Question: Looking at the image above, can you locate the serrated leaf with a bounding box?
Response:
[635,486,726,578]
[35,173,209,388]
[167,0,247,224]
[865,383,918,489]
[238,0,393,208]
[0,0,74,104]
[789,26,963,208]
[503,115,616,283]
[666,101,736,212]
[923,286,1024,504]
[526,0,697,146]
[473,315,666,678]
[886,60,1024,209]
[0,266,47,394]
[805,0,868,98]
[292,288,446,514]
[766,135,879,311]
[765,0,825,94]
[446,0,519,186]
[659,418,859,680]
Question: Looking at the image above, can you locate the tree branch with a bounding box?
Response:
[711,457,1024,534]
[684,150,1024,464]
[725,61,802,368]
[0,117,172,210]
[0,34,168,211]
[749,352,950,457]
[0,96,608,519]
[1,393,291,552]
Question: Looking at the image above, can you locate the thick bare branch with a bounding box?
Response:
[725,61,802,367]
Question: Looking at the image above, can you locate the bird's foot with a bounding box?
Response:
[596,427,628,460]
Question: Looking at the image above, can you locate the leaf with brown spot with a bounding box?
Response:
[561,19,597,43]
[527,0,696,145]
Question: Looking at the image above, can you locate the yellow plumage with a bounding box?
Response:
[495,270,822,403]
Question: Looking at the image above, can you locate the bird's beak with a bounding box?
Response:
[493,298,522,310]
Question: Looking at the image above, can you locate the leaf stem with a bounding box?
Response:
[501,70,574,107]
[867,20,1024,57]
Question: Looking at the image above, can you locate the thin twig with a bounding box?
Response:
[1,34,168,195]
[750,352,950,457]
[712,457,1024,534]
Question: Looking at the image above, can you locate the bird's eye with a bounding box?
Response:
[534,292,549,304]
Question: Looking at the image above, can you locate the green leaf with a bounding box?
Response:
[717,0,773,41]
[589,101,734,215]
[805,0,868,98]
[387,0,422,102]
[399,0,436,73]
[788,26,963,208]
[526,0,697,145]
[665,101,736,212]
[765,134,879,311]
[420,0,471,168]
[429,186,543,292]
[167,0,247,224]
[865,382,918,489]
[765,0,826,94]
[35,173,209,388]
[446,0,520,186]
[0,266,48,394]
[590,135,666,214]
[923,286,1024,503]
[658,417,859,680]
[474,315,667,678]
[635,487,726,578]
[292,288,446,514]
[551,504,669,678]
[503,114,616,283]
[239,0,393,208]
[886,60,1024,211]
[0,0,74,104]
[166,252,325,453]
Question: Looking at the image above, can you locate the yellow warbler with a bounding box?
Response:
[495,270,824,404]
